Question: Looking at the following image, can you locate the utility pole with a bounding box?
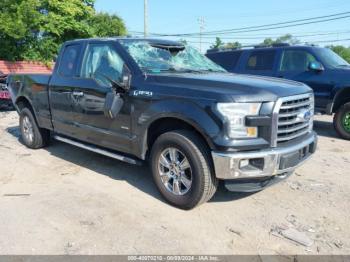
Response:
[144,0,148,38]
[198,17,206,53]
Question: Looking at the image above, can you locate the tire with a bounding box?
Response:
[19,107,50,149]
[333,102,350,140]
[150,130,218,209]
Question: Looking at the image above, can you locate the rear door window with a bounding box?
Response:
[245,50,276,71]
[280,50,317,71]
[58,44,81,77]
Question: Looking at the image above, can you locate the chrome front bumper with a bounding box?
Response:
[212,132,317,180]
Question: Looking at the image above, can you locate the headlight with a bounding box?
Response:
[217,103,261,138]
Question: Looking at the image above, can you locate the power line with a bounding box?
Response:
[135,30,350,40]
[310,38,350,44]
[187,38,350,46]
[130,29,350,37]
[131,11,350,37]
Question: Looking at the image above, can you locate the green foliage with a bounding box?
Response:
[210,37,224,49]
[261,34,300,46]
[209,37,241,50]
[89,12,126,37]
[0,0,127,62]
[327,45,350,63]
[225,41,242,49]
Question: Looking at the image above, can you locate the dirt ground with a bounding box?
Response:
[0,110,349,255]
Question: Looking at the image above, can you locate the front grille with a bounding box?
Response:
[273,94,314,145]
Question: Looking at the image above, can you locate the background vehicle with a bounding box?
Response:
[8,38,317,209]
[206,44,350,140]
[0,75,12,109]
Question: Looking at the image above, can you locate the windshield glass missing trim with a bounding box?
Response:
[120,40,226,73]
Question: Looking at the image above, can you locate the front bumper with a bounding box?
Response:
[211,131,317,180]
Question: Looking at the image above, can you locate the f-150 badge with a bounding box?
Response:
[133,90,153,97]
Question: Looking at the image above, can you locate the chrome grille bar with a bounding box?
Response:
[271,93,314,146]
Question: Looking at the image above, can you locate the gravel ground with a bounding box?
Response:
[0,110,349,255]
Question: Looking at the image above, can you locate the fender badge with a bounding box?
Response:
[133,90,153,97]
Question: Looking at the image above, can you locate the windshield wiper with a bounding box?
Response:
[154,68,202,73]
[200,69,226,73]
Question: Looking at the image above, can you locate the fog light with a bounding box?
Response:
[250,158,265,170]
[239,159,249,168]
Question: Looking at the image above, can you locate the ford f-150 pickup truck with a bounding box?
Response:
[8,38,317,209]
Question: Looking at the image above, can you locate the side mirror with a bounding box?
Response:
[104,92,124,118]
[308,61,324,72]
[119,65,131,91]
[120,73,131,91]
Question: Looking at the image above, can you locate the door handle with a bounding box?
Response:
[72,91,84,97]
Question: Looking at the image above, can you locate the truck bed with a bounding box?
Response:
[8,74,53,130]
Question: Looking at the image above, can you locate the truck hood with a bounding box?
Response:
[151,72,312,102]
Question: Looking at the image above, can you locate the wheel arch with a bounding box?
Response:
[142,116,216,160]
[15,96,35,115]
[15,96,42,127]
[332,87,350,113]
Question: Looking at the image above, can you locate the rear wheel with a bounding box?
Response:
[150,130,218,209]
[334,102,350,140]
[20,108,50,149]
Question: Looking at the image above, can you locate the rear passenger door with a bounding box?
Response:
[240,49,277,77]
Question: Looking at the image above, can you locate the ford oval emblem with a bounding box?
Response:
[296,109,311,122]
[303,110,312,121]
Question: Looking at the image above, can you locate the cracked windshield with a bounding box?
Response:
[120,40,226,73]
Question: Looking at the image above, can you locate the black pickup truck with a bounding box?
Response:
[8,38,317,209]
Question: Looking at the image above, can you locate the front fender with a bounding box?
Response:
[134,98,222,159]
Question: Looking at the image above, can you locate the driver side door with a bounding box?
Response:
[71,42,133,153]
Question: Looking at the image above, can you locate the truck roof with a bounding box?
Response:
[206,43,323,54]
[64,37,184,47]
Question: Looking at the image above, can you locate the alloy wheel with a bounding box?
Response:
[22,116,34,143]
[158,147,193,196]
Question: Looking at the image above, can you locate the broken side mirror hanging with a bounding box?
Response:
[119,64,131,92]
[104,92,124,119]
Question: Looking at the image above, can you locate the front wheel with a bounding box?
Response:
[150,130,218,209]
[334,102,350,140]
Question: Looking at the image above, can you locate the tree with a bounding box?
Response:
[0,0,42,60]
[210,37,224,49]
[225,41,242,49]
[89,12,126,37]
[0,0,126,62]
[327,45,350,63]
[261,34,300,46]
